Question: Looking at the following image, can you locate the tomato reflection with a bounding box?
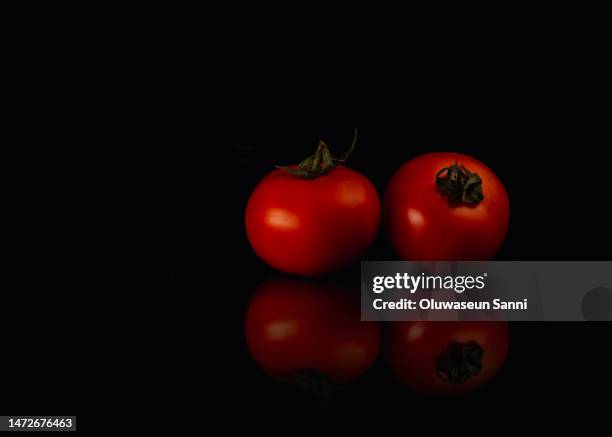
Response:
[245,276,380,384]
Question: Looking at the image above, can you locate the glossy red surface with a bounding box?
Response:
[246,166,380,275]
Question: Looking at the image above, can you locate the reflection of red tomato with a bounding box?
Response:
[387,321,509,395]
[384,153,509,260]
[245,166,380,276]
[245,276,380,383]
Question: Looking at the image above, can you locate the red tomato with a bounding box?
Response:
[246,165,380,276]
[245,276,381,384]
[387,321,509,395]
[384,152,509,260]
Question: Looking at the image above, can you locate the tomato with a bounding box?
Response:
[387,321,509,395]
[384,152,509,261]
[245,276,381,384]
[245,136,380,275]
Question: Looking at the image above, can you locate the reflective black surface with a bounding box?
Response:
[167,62,612,423]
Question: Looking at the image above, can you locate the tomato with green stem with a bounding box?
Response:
[245,131,380,276]
[384,152,509,261]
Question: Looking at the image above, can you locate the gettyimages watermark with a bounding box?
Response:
[361,261,612,321]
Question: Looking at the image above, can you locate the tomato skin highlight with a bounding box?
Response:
[384,152,509,261]
[245,276,381,384]
[246,166,380,276]
[386,321,509,395]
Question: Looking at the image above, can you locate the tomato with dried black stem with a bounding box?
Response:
[245,131,380,276]
[384,152,509,261]
[245,276,381,401]
[386,321,509,395]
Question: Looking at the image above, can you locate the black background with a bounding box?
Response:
[166,62,612,424]
[2,14,609,431]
